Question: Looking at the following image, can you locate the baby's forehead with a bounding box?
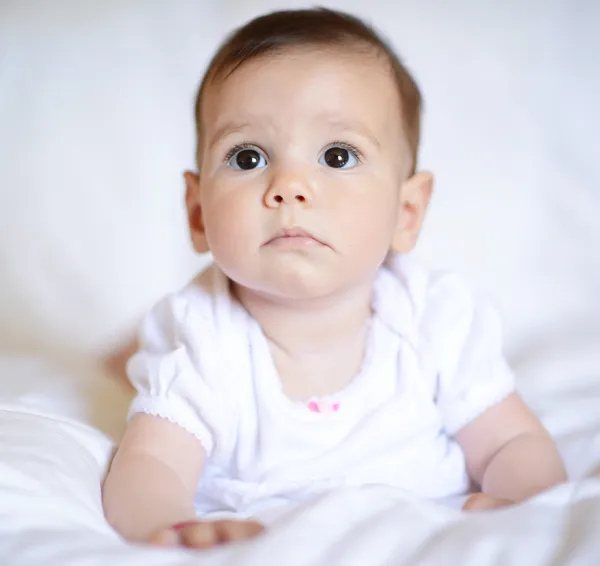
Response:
[204,47,401,116]
[202,51,403,137]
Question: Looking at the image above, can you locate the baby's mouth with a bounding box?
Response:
[264,227,328,248]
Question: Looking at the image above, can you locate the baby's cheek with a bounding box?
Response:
[343,210,395,265]
[205,209,252,256]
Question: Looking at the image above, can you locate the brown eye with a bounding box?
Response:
[324,147,348,168]
[320,146,358,169]
[228,148,266,170]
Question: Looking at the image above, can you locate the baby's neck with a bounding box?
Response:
[232,281,373,358]
[232,280,374,400]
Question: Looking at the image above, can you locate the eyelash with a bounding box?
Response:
[223,142,262,163]
[222,141,364,163]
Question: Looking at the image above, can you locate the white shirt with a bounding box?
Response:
[127,254,515,514]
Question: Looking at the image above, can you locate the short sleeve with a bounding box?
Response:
[425,275,516,436]
[126,293,225,455]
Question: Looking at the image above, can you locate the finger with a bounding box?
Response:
[462,493,489,511]
[492,497,514,509]
[463,493,513,511]
[213,520,265,543]
[179,523,220,549]
[148,528,180,547]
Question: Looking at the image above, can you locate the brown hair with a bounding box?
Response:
[194,7,422,174]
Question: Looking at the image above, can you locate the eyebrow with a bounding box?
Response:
[322,117,381,149]
[207,121,252,149]
[206,117,381,150]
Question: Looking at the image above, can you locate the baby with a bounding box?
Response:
[102,7,567,550]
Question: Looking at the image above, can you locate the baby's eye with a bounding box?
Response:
[227,148,267,171]
[319,145,359,169]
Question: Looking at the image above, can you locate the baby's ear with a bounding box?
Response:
[390,171,433,253]
[184,171,210,253]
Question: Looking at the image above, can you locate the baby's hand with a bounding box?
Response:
[462,492,515,512]
[463,493,515,511]
[149,519,265,549]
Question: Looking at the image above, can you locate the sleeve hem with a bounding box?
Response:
[128,395,214,454]
[444,384,516,436]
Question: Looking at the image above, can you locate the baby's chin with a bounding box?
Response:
[226,262,346,304]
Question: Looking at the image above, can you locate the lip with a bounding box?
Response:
[264,227,328,248]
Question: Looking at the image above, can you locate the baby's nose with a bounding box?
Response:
[264,171,313,207]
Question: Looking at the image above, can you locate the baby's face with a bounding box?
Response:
[189,48,414,300]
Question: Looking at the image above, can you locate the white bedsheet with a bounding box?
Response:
[0,353,599,566]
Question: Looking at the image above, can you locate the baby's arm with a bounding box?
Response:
[455,392,567,506]
[102,414,204,541]
[103,414,264,547]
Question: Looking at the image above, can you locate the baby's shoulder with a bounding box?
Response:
[145,263,229,339]
[387,254,481,317]
[421,268,478,319]
[385,254,498,348]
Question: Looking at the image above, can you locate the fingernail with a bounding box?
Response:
[172,521,198,531]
